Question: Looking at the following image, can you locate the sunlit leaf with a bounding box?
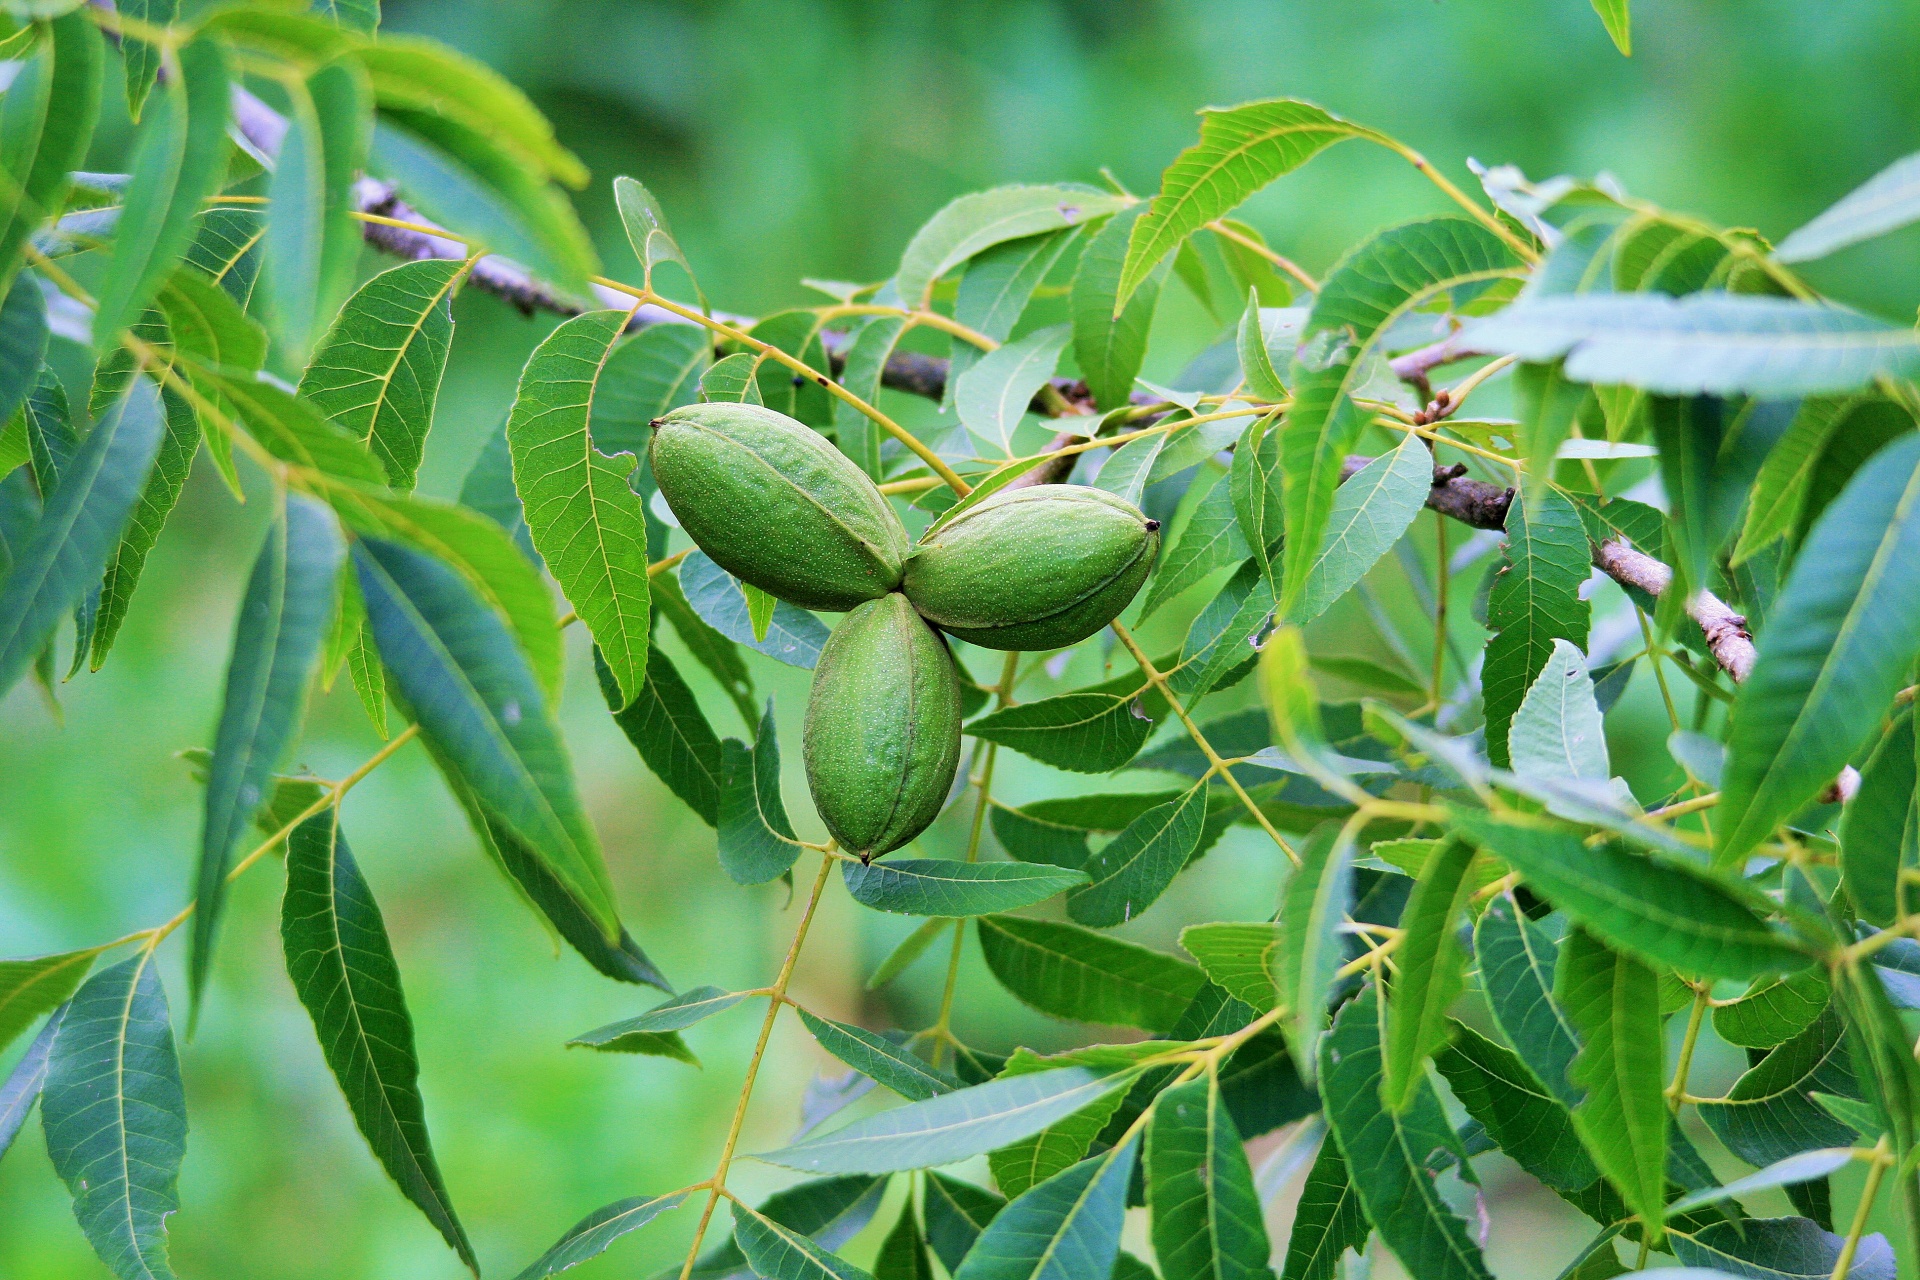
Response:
[1557,928,1666,1238]
[1142,469,1249,618]
[1509,639,1610,788]
[895,185,1125,310]
[1481,485,1592,768]
[1178,922,1279,1011]
[1382,837,1477,1111]
[946,227,1080,408]
[1072,206,1164,411]
[0,947,101,1056]
[1588,0,1631,54]
[1297,432,1430,623]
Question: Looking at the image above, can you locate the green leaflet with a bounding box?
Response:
[1434,1021,1601,1193]
[1732,395,1914,566]
[953,1139,1138,1280]
[1229,411,1283,586]
[1464,292,1920,396]
[678,1176,886,1280]
[207,371,385,485]
[1297,433,1431,623]
[1318,987,1492,1280]
[700,351,763,404]
[1514,360,1592,504]
[192,493,344,1009]
[1147,1077,1270,1280]
[263,57,369,363]
[678,550,829,669]
[1713,968,1832,1050]
[0,946,102,1056]
[41,953,187,1280]
[601,645,722,827]
[1557,928,1666,1238]
[0,376,164,699]
[512,1191,690,1280]
[872,1201,935,1280]
[946,227,1080,410]
[758,1066,1134,1175]
[653,573,756,727]
[1669,1216,1895,1280]
[282,813,476,1271]
[1276,823,1353,1082]
[1067,780,1207,927]
[299,259,462,489]
[716,700,798,885]
[1719,434,1920,863]
[955,323,1069,452]
[734,1203,876,1280]
[613,175,701,299]
[1840,708,1918,925]
[508,309,652,708]
[0,273,47,438]
[842,859,1086,918]
[1475,894,1583,1105]
[797,1009,959,1100]
[925,1174,1004,1274]
[89,380,199,670]
[1777,150,1920,264]
[1142,468,1249,618]
[832,314,905,476]
[1589,0,1631,53]
[987,1084,1127,1199]
[966,690,1153,774]
[977,913,1205,1033]
[1509,638,1611,795]
[1697,1007,1861,1168]
[1455,812,1812,980]
[1072,206,1164,411]
[1236,292,1285,401]
[591,322,710,457]
[353,536,620,940]
[0,999,63,1163]
[92,36,229,350]
[746,310,834,423]
[894,184,1126,310]
[1382,837,1477,1111]
[183,204,265,306]
[572,986,746,1049]
[0,11,102,293]
[1279,1138,1368,1280]
[1118,99,1374,311]
[1481,484,1591,767]
[1179,922,1281,1011]
[1279,218,1522,620]
[1170,557,1273,700]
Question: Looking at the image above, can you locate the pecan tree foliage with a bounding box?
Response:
[5,3,1920,1280]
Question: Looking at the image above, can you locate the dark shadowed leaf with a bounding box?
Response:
[601,646,722,826]
[978,913,1205,1032]
[1068,781,1207,927]
[1279,1138,1367,1280]
[88,378,198,670]
[1669,1216,1894,1280]
[1435,1020,1600,1193]
[263,58,369,363]
[925,1174,1004,1274]
[734,1203,876,1280]
[283,812,476,1271]
[717,700,799,885]
[1476,895,1583,1105]
[872,1200,935,1280]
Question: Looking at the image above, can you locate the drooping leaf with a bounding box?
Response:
[299,259,463,490]
[512,1191,690,1280]
[0,999,64,1163]
[283,812,477,1271]
[1278,1138,1368,1280]
[1119,99,1375,311]
[0,947,101,1056]
[796,1010,959,1101]
[1462,292,1920,396]
[92,37,229,350]
[601,646,722,826]
[1475,894,1584,1106]
[1072,206,1164,411]
[977,913,1205,1033]
[1066,781,1207,928]
[679,551,829,669]
[1840,708,1917,926]
[1481,484,1592,768]
[263,57,370,363]
[1556,928,1666,1237]
[894,185,1126,310]
[1382,836,1477,1111]
[1434,1020,1601,1193]
[0,376,164,699]
[353,536,619,939]
[1142,469,1249,618]
[757,1066,1135,1175]
[966,691,1152,774]
[192,493,344,1009]
[1276,823,1353,1081]
[1297,433,1431,623]
[88,379,198,670]
[842,859,1086,918]
[0,12,103,293]
[0,273,47,439]
[872,1200,934,1280]
[716,700,798,885]
[41,954,187,1280]
[1454,812,1812,980]
[508,310,652,708]
[1588,0,1631,53]
[734,1203,877,1280]
[833,314,906,477]
[1147,1076,1270,1280]
[1318,986,1492,1280]
[955,323,1069,453]
[1731,395,1912,566]
[1280,218,1522,618]
[952,1139,1138,1280]
[1719,434,1920,863]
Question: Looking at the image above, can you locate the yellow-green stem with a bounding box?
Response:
[1666,986,1710,1112]
[1831,1140,1892,1280]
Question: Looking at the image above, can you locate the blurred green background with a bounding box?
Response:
[5,2,1919,1276]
